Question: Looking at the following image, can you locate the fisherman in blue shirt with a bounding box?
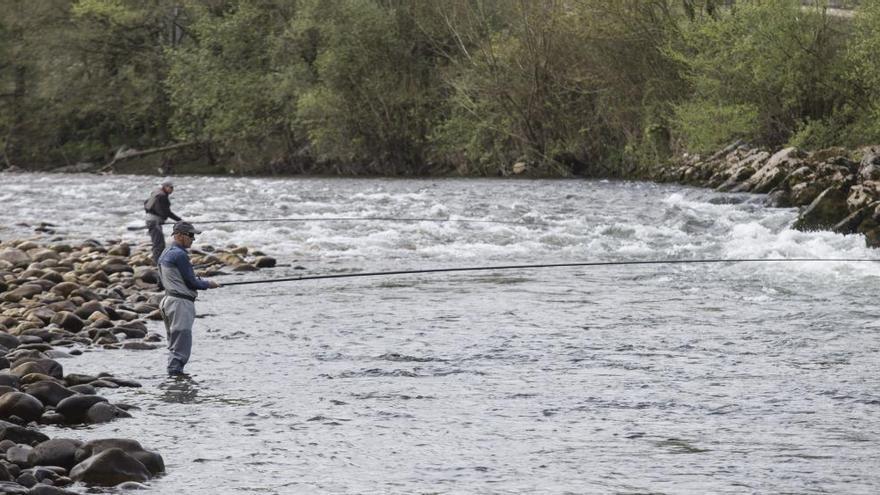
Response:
[158,221,220,376]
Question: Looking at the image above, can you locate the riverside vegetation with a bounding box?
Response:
[0,1,876,178]
[0,234,276,491]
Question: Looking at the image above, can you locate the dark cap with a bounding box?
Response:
[172,221,201,236]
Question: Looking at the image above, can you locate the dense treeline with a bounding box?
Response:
[0,0,876,177]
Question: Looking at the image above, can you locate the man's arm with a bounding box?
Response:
[172,251,211,291]
[155,195,182,222]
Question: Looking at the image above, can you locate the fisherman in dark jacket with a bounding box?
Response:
[144,178,182,265]
[158,221,219,376]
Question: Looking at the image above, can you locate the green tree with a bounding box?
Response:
[165,1,302,173]
[670,0,850,153]
[291,0,448,174]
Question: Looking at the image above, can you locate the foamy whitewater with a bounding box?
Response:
[2,173,879,494]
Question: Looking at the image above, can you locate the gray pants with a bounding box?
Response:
[160,296,195,375]
[146,219,165,265]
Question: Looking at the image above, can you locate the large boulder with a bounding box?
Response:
[75,439,164,476]
[27,438,83,469]
[69,448,150,486]
[22,381,76,407]
[0,392,44,423]
[793,186,849,231]
[55,395,107,423]
[10,360,62,380]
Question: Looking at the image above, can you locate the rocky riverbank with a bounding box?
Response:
[659,143,880,247]
[0,235,276,492]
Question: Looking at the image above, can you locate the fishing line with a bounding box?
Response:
[220,258,878,287]
[126,216,552,230]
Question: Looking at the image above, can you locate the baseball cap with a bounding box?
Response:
[172,221,201,236]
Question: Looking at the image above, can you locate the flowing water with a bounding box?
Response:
[1,173,879,494]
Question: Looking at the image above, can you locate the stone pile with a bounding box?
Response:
[663,143,880,246]
[0,236,276,491]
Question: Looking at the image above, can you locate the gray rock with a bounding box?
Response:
[793,186,850,231]
[69,448,150,486]
[75,439,164,476]
[55,396,108,424]
[27,439,82,470]
[21,382,75,407]
[5,445,33,467]
[0,423,48,446]
[0,393,44,423]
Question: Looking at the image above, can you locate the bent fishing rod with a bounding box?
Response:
[219,257,879,287]
[126,216,551,231]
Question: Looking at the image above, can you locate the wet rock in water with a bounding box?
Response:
[89,379,118,389]
[55,395,108,424]
[120,342,156,351]
[27,438,82,470]
[0,422,49,446]
[0,462,10,481]
[112,325,146,340]
[21,382,76,407]
[102,377,141,388]
[254,256,277,268]
[232,263,258,272]
[86,402,131,424]
[69,448,150,486]
[0,393,44,423]
[75,439,164,476]
[793,186,849,231]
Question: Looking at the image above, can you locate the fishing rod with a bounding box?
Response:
[219,257,878,287]
[126,216,551,231]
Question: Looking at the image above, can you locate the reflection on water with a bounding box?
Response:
[158,376,199,404]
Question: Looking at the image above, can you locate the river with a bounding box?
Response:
[1,173,879,494]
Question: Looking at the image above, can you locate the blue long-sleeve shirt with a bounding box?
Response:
[158,242,210,299]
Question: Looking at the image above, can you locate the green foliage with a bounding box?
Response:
[291,0,447,174]
[846,1,880,144]
[165,1,297,168]
[0,0,875,175]
[670,0,851,152]
[673,101,759,153]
